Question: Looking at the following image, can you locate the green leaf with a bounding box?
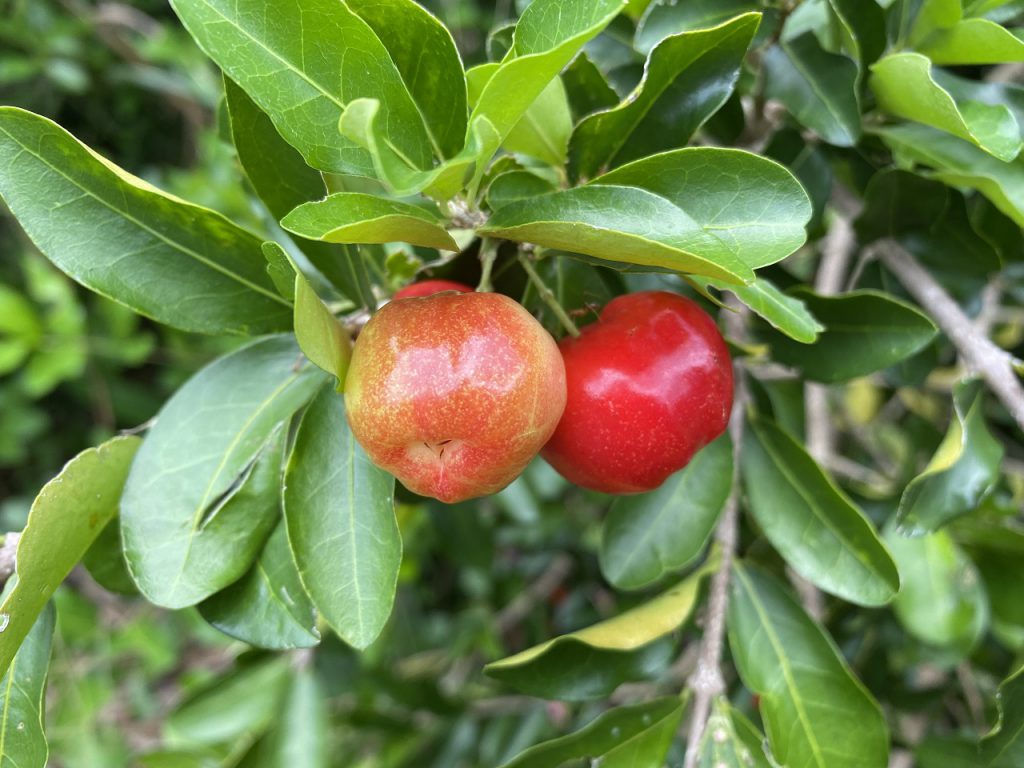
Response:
[635,0,761,55]
[827,0,887,70]
[562,52,619,121]
[980,665,1024,767]
[166,658,290,748]
[198,523,320,650]
[763,289,938,383]
[0,436,138,678]
[169,0,432,175]
[897,380,1004,533]
[742,415,900,606]
[486,557,716,700]
[237,666,328,768]
[909,0,963,45]
[483,148,811,284]
[347,0,467,159]
[0,601,54,768]
[918,19,1024,64]
[293,265,352,383]
[762,34,861,146]
[467,0,623,184]
[0,107,291,335]
[600,435,732,591]
[728,562,890,768]
[82,518,138,596]
[874,123,1024,227]
[281,192,458,252]
[487,170,559,210]
[884,527,988,652]
[695,276,823,343]
[121,336,326,609]
[871,53,1021,162]
[570,13,760,180]
[697,698,773,768]
[223,77,365,302]
[499,698,685,768]
[284,387,400,650]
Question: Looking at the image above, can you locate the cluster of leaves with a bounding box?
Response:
[0,0,1023,766]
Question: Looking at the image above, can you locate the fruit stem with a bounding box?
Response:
[476,237,499,292]
[516,251,581,339]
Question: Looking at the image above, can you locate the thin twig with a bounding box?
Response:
[476,238,499,292]
[517,251,581,338]
[495,553,573,635]
[875,240,1024,434]
[682,301,748,768]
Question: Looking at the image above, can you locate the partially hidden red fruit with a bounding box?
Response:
[541,291,733,495]
[345,292,566,503]
[393,279,474,300]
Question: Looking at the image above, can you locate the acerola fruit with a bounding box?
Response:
[345,292,566,503]
[393,279,474,300]
[541,291,733,494]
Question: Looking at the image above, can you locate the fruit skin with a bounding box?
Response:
[345,292,566,503]
[393,279,474,300]
[541,291,733,495]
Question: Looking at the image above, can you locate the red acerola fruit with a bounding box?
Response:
[393,279,474,300]
[345,292,566,503]
[541,291,733,495]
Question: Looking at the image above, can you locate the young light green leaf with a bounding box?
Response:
[635,0,761,54]
[0,601,54,768]
[500,698,685,768]
[764,289,938,383]
[169,0,432,174]
[238,666,328,768]
[198,523,320,650]
[570,13,760,180]
[697,698,773,768]
[0,107,291,335]
[284,387,400,650]
[917,19,1024,65]
[898,379,1004,533]
[281,192,458,252]
[695,276,823,343]
[874,123,1024,227]
[484,148,811,283]
[346,0,467,160]
[0,435,138,678]
[871,53,1021,162]
[884,527,988,653]
[223,78,365,302]
[980,664,1024,767]
[728,562,890,768]
[742,416,900,606]
[121,336,326,609]
[165,658,290,748]
[762,34,861,147]
[600,435,732,591]
[486,556,717,700]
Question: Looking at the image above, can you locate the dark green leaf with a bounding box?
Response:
[0,107,291,335]
[635,0,761,55]
[499,698,685,768]
[764,289,938,383]
[0,435,138,678]
[569,13,760,180]
[827,0,887,69]
[762,34,861,146]
[897,380,1004,533]
[199,523,320,650]
[600,435,732,591]
[487,558,716,700]
[121,336,326,609]
[282,193,458,252]
[728,562,890,768]
[487,171,559,210]
[284,387,400,650]
[742,416,900,606]
[884,527,988,652]
[82,518,138,595]
[562,52,619,122]
[870,53,1021,161]
[169,0,431,174]
[0,601,54,768]
[347,0,467,159]
[980,665,1024,767]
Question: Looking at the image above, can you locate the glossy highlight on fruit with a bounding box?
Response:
[345,292,566,503]
[542,291,733,495]
[393,279,474,300]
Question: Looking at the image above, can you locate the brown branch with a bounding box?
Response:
[875,240,1024,434]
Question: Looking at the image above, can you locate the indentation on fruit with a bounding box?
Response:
[421,439,455,459]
